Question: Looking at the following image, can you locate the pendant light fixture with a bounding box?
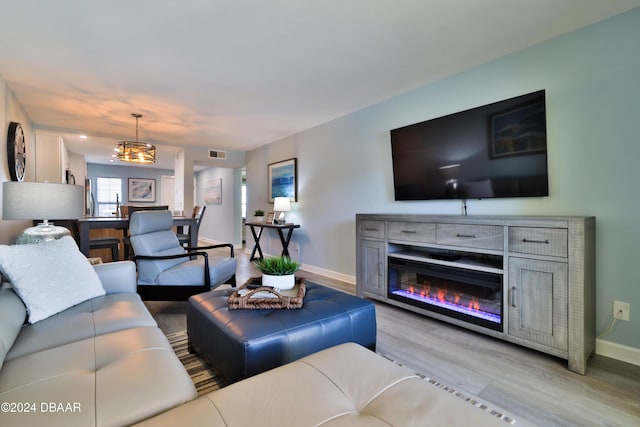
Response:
[114,113,156,164]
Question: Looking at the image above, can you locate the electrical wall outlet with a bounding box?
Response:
[613,300,630,321]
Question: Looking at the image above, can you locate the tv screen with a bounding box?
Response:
[390,90,548,201]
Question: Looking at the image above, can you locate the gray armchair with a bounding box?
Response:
[129,210,236,300]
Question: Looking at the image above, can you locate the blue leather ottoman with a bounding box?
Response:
[187,282,376,383]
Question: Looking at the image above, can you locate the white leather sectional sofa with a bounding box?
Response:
[0,261,196,427]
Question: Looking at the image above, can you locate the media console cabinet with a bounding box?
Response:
[356,214,595,374]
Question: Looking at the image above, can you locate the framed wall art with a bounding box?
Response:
[128,178,156,202]
[204,177,222,204]
[268,158,297,203]
[488,98,547,159]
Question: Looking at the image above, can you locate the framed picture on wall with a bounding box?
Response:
[128,178,156,202]
[204,177,222,204]
[488,98,547,159]
[268,158,297,203]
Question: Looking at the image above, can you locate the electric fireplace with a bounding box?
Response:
[388,258,503,331]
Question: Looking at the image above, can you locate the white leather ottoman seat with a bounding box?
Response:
[136,342,517,427]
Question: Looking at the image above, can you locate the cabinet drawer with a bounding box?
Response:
[436,224,503,250]
[509,227,568,257]
[387,221,435,243]
[359,220,385,239]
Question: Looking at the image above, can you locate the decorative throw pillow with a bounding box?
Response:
[0,236,105,323]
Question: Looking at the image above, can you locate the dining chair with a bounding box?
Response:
[128,210,236,300]
[88,237,120,261]
[125,205,170,216]
[177,205,206,248]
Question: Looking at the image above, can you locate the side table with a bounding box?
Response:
[245,222,300,261]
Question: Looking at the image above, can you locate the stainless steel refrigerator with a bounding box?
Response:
[85,179,95,216]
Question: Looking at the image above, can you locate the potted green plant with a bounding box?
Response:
[254,256,301,290]
[253,209,265,222]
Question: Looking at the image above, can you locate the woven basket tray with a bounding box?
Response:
[227,277,306,310]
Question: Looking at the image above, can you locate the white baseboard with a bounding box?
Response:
[596,339,640,367]
[298,263,356,286]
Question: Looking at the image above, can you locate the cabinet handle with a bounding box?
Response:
[377,262,383,277]
[522,238,550,244]
[402,230,417,234]
[510,286,517,308]
[365,228,379,231]
[456,233,476,238]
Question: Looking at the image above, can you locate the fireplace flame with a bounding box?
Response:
[436,285,448,301]
[468,297,480,311]
[394,271,502,325]
[402,282,483,313]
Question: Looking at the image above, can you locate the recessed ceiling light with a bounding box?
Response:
[79,135,88,139]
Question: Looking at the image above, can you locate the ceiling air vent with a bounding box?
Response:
[208,149,227,159]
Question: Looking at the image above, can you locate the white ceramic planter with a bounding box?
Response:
[262,273,295,290]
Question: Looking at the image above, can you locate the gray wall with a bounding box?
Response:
[0,76,36,242]
[87,163,242,246]
[195,166,243,247]
[246,10,640,354]
[87,163,174,208]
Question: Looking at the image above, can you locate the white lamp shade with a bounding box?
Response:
[3,182,84,221]
[273,197,291,212]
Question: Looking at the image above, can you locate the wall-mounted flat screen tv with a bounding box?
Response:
[390,90,548,201]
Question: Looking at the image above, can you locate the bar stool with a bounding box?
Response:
[89,237,120,262]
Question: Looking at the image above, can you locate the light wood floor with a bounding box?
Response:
[146,251,640,427]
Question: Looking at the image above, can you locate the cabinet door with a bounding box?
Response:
[508,257,568,350]
[35,133,65,183]
[361,239,385,296]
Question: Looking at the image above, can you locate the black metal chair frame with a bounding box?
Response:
[133,242,236,301]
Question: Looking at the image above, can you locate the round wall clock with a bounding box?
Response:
[7,121,26,181]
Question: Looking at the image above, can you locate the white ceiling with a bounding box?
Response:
[1,0,639,169]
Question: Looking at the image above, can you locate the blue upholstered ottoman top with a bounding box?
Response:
[192,282,375,342]
[187,281,377,382]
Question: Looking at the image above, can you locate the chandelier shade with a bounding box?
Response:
[115,113,156,164]
[115,140,156,163]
